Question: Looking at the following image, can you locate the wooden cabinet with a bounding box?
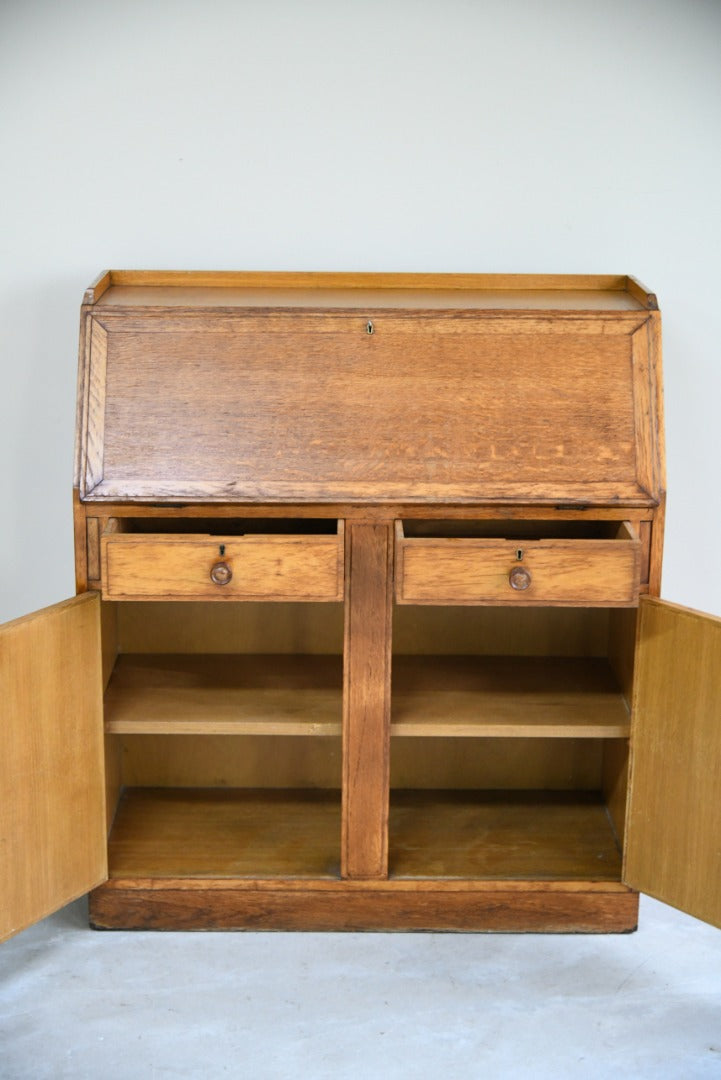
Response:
[2,271,720,940]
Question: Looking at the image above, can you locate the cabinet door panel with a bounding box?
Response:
[0,593,107,943]
[625,597,721,928]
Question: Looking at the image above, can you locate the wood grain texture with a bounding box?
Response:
[102,653,626,738]
[73,312,92,489]
[83,319,107,493]
[107,788,340,878]
[83,269,112,304]
[118,600,343,655]
[78,305,658,505]
[625,275,658,310]
[394,604,610,657]
[89,877,638,933]
[396,522,640,606]
[391,656,629,737]
[104,654,342,735]
[602,739,629,848]
[73,490,89,593]
[66,270,667,934]
[342,523,392,879]
[86,517,100,581]
[78,503,656,522]
[115,733,599,792]
[119,734,341,789]
[389,791,622,880]
[391,737,603,791]
[0,594,106,943]
[89,270,648,308]
[631,319,664,501]
[625,598,721,928]
[101,530,343,601]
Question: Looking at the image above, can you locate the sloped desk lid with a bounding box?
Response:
[75,272,664,506]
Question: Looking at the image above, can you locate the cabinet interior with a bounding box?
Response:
[99,575,637,884]
[400,519,633,540]
[108,517,340,536]
[390,604,635,881]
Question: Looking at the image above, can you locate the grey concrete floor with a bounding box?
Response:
[1,895,720,1079]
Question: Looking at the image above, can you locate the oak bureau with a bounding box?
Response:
[2,271,720,938]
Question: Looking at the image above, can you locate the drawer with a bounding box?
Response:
[101,520,344,601]
[395,520,641,606]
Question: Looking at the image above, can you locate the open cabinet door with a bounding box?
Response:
[625,597,721,928]
[0,593,107,943]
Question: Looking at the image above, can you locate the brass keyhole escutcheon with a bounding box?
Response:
[509,565,532,591]
[210,561,233,586]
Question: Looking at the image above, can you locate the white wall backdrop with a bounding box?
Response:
[1,0,720,623]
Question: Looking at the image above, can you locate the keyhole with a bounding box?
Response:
[219,544,225,556]
[516,549,523,561]
[366,320,374,335]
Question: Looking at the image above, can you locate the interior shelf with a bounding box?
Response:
[105,653,629,738]
[391,656,630,738]
[107,788,341,878]
[104,654,343,735]
[389,790,623,880]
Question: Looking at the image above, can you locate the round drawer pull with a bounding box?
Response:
[210,561,233,586]
[509,566,532,591]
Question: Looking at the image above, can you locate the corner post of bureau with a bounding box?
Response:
[341,520,394,879]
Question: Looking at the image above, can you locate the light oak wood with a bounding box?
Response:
[394,605,611,657]
[391,737,603,790]
[80,502,656,522]
[0,594,107,943]
[102,653,626,738]
[101,528,343,602]
[107,788,340,878]
[119,734,341,789]
[602,739,629,848]
[396,521,641,606]
[118,600,344,654]
[61,270,673,935]
[77,305,659,505]
[342,523,392,879]
[105,654,342,735]
[86,270,650,308]
[100,600,122,831]
[626,275,659,310]
[84,319,107,493]
[86,517,101,580]
[391,656,629,737]
[389,791,622,880]
[116,733,598,791]
[625,598,721,928]
[116,599,609,658]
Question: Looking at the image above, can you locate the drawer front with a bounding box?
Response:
[101,532,343,601]
[396,529,641,607]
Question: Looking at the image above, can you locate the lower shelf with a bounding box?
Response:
[108,788,341,879]
[107,787,621,882]
[389,790,622,880]
[96,786,633,932]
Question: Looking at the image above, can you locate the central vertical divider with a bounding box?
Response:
[341,520,393,879]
